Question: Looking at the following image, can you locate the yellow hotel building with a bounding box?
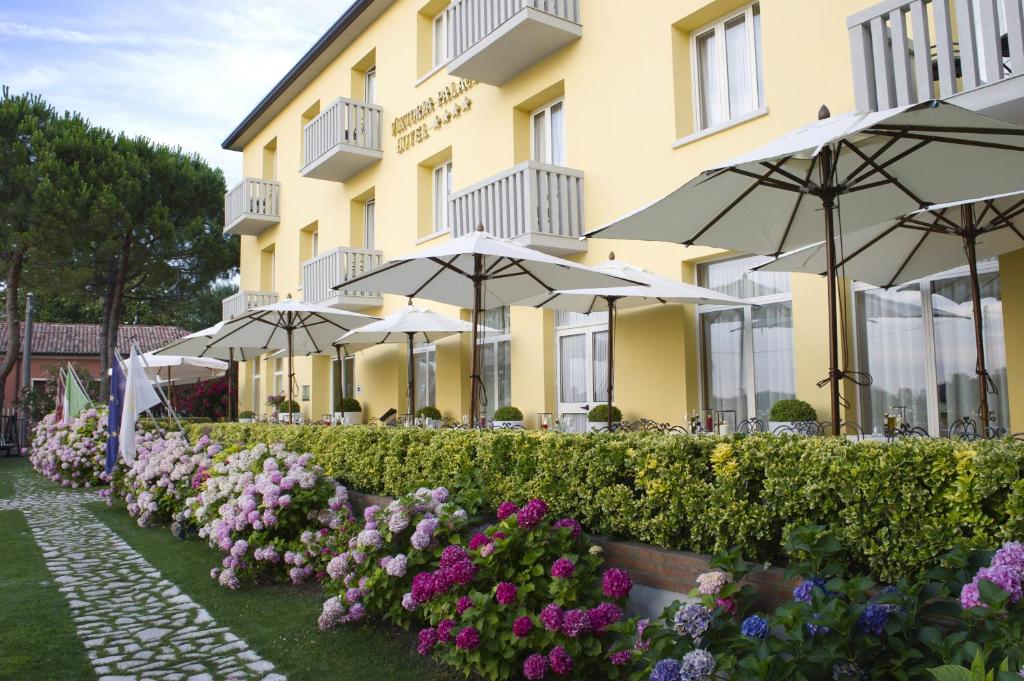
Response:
[222,0,1024,435]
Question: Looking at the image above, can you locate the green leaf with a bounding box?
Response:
[927,665,975,681]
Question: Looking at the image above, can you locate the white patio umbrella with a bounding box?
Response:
[334,306,475,418]
[334,227,640,424]
[153,321,267,419]
[759,191,1024,431]
[522,253,748,429]
[204,297,378,423]
[588,100,1024,434]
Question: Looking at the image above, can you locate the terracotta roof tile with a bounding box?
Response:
[0,323,189,356]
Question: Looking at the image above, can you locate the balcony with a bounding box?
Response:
[222,290,279,321]
[848,0,1024,122]
[446,0,582,85]
[224,178,280,236]
[301,97,383,182]
[302,247,383,310]
[449,160,585,255]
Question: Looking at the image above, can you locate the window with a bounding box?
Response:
[555,310,609,432]
[311,231,319,258]
[692,2,763,131]
[413,343,436,411]
[854,260,1009,435]
[331,355,356,411]
[478,307,511,419]
[364,200,376,250]
[531,99,565,165]
[432,160,453,234]
[433,13,447,68]
[697,254,794,423]
[365,68,376,104]
[252,357,261,413]
[273,358,284,398]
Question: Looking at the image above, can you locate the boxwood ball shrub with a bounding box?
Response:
[587,404,622,423]
[30,408,109,488]
[768,399,817,422]
[238,410,255,419]
[416,406,442,420]
[186,424,1024,581]
[278,399,301,413]
[341,398,361,413]
[493,406,524,421]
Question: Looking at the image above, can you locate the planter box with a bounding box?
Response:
[343,412,363,426]
[492,420,524,429]
[281,412,303,424]
[238,418,254,424]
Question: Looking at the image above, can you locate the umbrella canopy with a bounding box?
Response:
[205,297,378,423]
[523,254,748,429]
[760,191,1024,431]
[140,353,228,384]
[334,306,475,418]
[588,100,1024,434]
[335,227,640,423]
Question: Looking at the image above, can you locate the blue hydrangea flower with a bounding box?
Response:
[793,576,828,603]
[740,614,770,640]
[673,603,712,639]
[833,661,867,680]
[650,658,682,681]
[679,649,715,681]
[855,603,890,636]
[804,612,830,637]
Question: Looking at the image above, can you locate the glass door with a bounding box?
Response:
[555,311,607,432]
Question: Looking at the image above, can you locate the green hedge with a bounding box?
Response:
[183,423,1024,581]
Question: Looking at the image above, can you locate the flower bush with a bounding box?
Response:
[181,442,353,588]
[30,409,108,488]
[112,429,220,528]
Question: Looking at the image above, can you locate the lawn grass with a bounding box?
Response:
[88,500,458,681]
[0,455,23,499]
[0,508,94,681]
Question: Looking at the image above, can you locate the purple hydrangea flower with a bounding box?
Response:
[417,627,437,656]
[741,615,770,640]
[495,581,517,605]
[602,568,632,599]
[680,649,716,681]
[437,619,456,643]
[793,576,828,603]
[523,653,548,680]
[440,545,468,570]
[650,659,682,681]
[855,604,889,636]
[454,626,479,650]
[551,558,575,579]
[456,595,472,616]
[609,650,631,665]
[553,518,582,538]
[560,608,591,637]
[540,603,563,631]
[548,646,572,676]
[589,602,623,631]
[517,498,549,529]
[512,616,533,637]
[674,603,712,638]
[496,501,518,520]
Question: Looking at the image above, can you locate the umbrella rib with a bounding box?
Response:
[331,258,404,291]
[206,313,267,350]
[756,161,808,188]
[827,223,902,274]
[864,129,1024,153]
[867,123,1024,136]
[534,292,561,308]
[981,200,1024,243]
[725,166,803,193]
[687,162,789,246]
[885,228,932,288]
[512,260,555,292]
[847,139,932,190]
[773,160,817,255]
[412,256,464,298]
[840,139,928,207]
[839,130,906,189]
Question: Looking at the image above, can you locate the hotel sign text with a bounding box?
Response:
[392,79,477,154]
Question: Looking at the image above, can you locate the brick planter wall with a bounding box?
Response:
[348,491,798,612]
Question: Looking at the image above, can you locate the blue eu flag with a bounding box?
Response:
[105,357,126,474]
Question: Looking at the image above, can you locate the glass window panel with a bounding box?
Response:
[560,413,588,434]
[592,330,609,403]
[697,30,721,129]
[752,301,795,419]
[364,69,376,104]
[854,285,929,434]
[725,15,753,118]
[558,334,587,403]
[332,356,356,410]
[533,110,547,162]
[496,339,511,411]
[550,102,565,165]
[413,348,436,409]
[433,166,445,232]
[364,200,375,250]
[698,255,789,298]
[481,342,495,418]
[752,4,764,108]
[932,271,1007,432]
[555,310,608,328]
[433,15,446,67]
[700,308,748,422]
[481,306,510,335]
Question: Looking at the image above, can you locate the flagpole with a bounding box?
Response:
[136,345,186,439]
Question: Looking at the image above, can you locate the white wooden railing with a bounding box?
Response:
[848,0,1024,111]
[225,178,280,227]
[302,97,383,168]
[301,247,383,305]
[449,161,584,240]
[446,0,581,60]
[222,290,279,320]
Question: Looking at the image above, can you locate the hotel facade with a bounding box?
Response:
[222,0,1024,435]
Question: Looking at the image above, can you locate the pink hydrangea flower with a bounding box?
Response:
[540,603,563,631]
[454,626,480,650]
[602,568,633,599]
[456,596,473,616]
[523,653,548,680]
[548,646,573,676]
[551,558,575,579]
[495,581,517,605]
[496,501,519,520]
[512,616,533,638]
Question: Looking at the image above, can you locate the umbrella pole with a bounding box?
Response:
[228,348,235,421]
[962,205,992,433]
[470,252,483,427]
[336,345,344,422]
[407,333,416,420]
[287,325,294,425]
[607,296,615,431]
[819,144,842,437]
[168,368,173,412]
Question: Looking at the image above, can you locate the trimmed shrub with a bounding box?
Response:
[238,410,256,419]
[492,406,523,421]
[184,424,1024,581]
[279,399,301,413]
[587,404,622,423]
[341,398,361,413]
[416,406,442,420]
[768,399,817,422]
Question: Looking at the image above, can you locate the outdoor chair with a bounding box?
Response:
[0,414,18,457]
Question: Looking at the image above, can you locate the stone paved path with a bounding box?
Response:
[0,473,284,681]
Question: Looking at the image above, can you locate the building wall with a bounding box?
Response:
[232,0,1023,430]
[0,355,103,404]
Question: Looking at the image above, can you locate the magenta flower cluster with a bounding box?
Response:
[961,541,1024,608]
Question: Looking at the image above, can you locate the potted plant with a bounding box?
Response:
[768,398,818,433]
[492,405,524,429]
[238,410,255,424]
[340,397,362,426]
[415,405,442,428]
[586,404,622,432]
[279,399,303,424]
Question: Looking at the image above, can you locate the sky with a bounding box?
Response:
[0,0,354,184]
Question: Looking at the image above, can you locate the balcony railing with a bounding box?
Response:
[449,160,585,255]
[446,0,582,85]
[301,97,384,182]
[222,290,279,321]
[302,247,383,309]
[848,0,1024,112]
[224,178,280,236]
